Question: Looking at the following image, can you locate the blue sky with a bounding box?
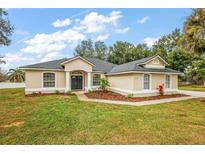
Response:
[0,8,192,70]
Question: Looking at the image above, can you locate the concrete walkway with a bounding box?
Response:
[179,90,205,97]
[77,93,196,106]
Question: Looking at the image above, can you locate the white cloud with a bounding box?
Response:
[22,29,85,55]
[137,16,150,24]
[1,53,35,70]
[21,28,85,64]
[52,18,72,28]
[40,52,63,62]
[115,27,130,33]
[143,37,159,47]
[96,34,110,41]
[74,11,123,34]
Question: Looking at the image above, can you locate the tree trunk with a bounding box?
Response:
[204,80,205,87]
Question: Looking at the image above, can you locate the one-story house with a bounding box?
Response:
[19,54,182,96]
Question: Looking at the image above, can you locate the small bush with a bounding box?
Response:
[127,93,134,98]
[55,90,60,94]
[99,78,109,91]
[32,92,39,96]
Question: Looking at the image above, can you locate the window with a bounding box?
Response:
[144,74,150,90]
[43,73,55,88]
[165,75,170,89]
[92,74,101,86]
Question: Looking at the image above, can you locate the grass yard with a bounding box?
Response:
[0,88,205,144]
[179,85,205,92]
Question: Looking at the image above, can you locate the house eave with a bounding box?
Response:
[60,56,95,66]
[106,70,183,76]
[138,55,169,66]
[19,67,64,71]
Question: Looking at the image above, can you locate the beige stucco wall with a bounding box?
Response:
[56,71,66,88]
[151,74,165,90]
[25,70,65,89]
[64,58,93,72]
[107,73,179,92]
[107,73,135,91]
[152,74,178,90]
[25,70,41,89]
[133,73,143,91]
[172,74,178,89]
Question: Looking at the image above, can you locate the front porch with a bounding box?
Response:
[65,70,101,93]
[65,70,92,92]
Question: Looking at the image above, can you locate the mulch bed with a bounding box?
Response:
[26,93,75,97]
[85,90,187,102]
[200,98,205,103]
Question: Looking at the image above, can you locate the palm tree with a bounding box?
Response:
[7,69,25,82]
[183,9,205,56]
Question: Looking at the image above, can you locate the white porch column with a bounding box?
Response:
[87,72,92,91]
[65,71,71,92]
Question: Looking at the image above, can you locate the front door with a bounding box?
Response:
[71,76,83,90]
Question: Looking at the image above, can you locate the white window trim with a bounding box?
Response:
[92,73,101,86]
[143,74,152,91]
[41,72,57,89]
[164,74,172,89]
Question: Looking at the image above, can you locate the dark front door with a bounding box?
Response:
[71,76,83,90]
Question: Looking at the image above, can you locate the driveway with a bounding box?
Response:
[179,90,205,97]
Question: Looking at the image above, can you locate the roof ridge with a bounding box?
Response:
[82,56,117,66]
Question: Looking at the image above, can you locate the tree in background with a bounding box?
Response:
[185,59,205,86]
[0,8,14,81]
[152,28,182,59]
[74,39,108,60]
[129,44,152,60]
[167,49,197,73]
[0,8,14,46]
[107,41,134,64]
[74,39,95,57]
[0,69,7,82]
[108,41,152,64]
[183,9,205,56]
[7,69,25,82]
[94,41,108,60]
[0,55,6,82]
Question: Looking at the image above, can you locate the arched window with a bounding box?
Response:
[43,73,55,88]
[144,74,150,90]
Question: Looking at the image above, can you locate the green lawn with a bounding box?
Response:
[179,85,205,92]
[0,88,205,144]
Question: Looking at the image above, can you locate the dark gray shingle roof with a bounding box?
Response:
[19,58,67,70]
[19,55,181,74]
[108,55,181,74]
[83,57,116,72]
[19,56,116,73]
